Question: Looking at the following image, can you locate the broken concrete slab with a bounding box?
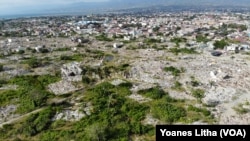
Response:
[48,80,80,95]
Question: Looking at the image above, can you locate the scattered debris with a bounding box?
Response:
[110,79,126,86]
[0,105,18,123]
[52,109,85,121]
[61,62,82,81]
[48,80,80,95]
[128,93,152,103]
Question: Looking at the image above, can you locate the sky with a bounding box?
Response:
[0,0,110,16]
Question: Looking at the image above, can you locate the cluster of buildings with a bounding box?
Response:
[0,11,250,54]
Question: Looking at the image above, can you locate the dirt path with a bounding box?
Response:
[0,108,45,128]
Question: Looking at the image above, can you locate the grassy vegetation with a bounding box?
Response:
[151,99,186,123]
[190,76,201,87]
[165,56,176,62]
[163,66,185,77]
[138,86,165,99]
[196,34,210,43]
[233,103,249,114]
[96,34,113,42]
[170,37,187,46]
[71,82,153,140]
[144,38,161,45]
[19,107,55,136]
[191,88,205,102]
[0,79,7,87]
[169,47,198,55]
[186,105,214,123]
[187,105,211,117]
[213,39,229,50]
[53,47,71,51]
[2,75,60,113]
[0,81,215,140]
[171,81,185,92]
[24,57,42,68]
[85,49,105,59]
[0,107,56,140]
[227,23,248,31]
[60,54,86,62]
[0,63,3,72]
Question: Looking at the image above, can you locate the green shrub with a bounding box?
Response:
[0,90,19,106]
[196,34,210,43]
[96,34,113,42]
[74,81,152,140]
[60,55,73,60]
[8,75,58,113]
[152,101,186,123]
[164,66,184,77]
[138,86,165,99]
[191,88,205,101]
[39,48,50,53]
[0,79,7,87]
[169,47,198,55]
[20,107,55,136]
[26,57,41,68]
[171,81,185,91]
[213,39,229,50]
[82,76,91,84]
[54,47,71,51]
[0,64,4,72]
[144,38,161,44]
[187,105,211,116]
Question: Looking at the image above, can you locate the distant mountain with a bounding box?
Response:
[48,0,250,14]
[2,0,250,18]
[108,0,250,7]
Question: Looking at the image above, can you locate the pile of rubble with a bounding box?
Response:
[128,94,152,103]
[48,61,84,95]
[52,109,85,121]
[128,60,171,88]
[0,105,18,123]
[61,62,82,82]
[48,80,78,95]
[52,102,93,121]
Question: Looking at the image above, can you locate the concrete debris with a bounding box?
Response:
[202,87,236,106]
[130,83,155,92]
[128,94,152,103]
[52,103,93,121]
[219,114,250,124]
[128,60,171,88]
[48,80,79,95]
[110,79,126,86]
[142,114,160,126]
[52,109,85,121]
[0,85,18,90]
[61,62,82,81]
[0,105,18,123]
[5,69,30,77]
[83,102,93,116]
